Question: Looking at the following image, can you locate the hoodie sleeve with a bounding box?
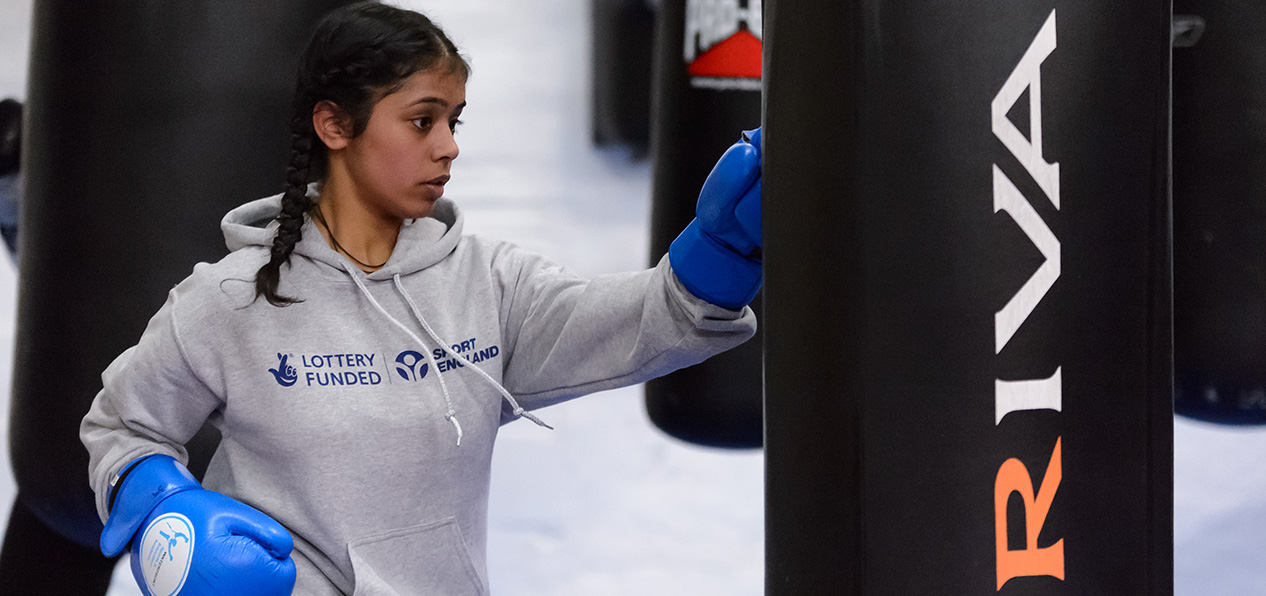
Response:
[79,287,224,522]
[494,247,757,412]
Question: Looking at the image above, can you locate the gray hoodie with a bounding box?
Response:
[80,192,756,595]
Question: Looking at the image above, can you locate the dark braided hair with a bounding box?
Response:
[255,1,469,306]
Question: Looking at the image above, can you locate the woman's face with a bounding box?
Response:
[339,67,466,220]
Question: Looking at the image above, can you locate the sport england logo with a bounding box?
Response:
[684,0,762,91]
[268,353,298,387]
[395,350,430,382]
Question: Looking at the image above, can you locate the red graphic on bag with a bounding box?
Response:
[684,0,762,89]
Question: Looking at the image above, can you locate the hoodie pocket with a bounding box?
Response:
[348,518,485,596]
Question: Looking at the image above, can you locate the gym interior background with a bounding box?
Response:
[0,1,1264,594]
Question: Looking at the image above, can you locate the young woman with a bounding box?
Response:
[80,3,763,595]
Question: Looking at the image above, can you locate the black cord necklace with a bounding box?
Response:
[311,207,388,270]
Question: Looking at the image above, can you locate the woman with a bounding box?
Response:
[81,3,762,595]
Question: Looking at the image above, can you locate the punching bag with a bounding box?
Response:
[1172,0,1266,425]
[0,99,18,259]
[646,0,763,448]
[2,2,352,592]
[591,0,655,153]
[0,99,17,175]
[763,2,1172,594]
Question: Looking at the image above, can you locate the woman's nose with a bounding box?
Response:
[435,127,459,161]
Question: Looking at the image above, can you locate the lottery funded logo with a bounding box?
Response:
[268,351,386,388]
[268,353,298,387]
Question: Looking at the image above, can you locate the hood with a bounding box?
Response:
[221,185,464,280]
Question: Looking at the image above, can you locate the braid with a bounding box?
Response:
[254,112,315,306]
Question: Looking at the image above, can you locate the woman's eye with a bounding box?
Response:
[449,119,463,133]
[412,117,432,130]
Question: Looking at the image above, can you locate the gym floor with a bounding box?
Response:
[0,1,1263,594]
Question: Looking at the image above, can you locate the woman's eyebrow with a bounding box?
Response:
[409,97,467,111]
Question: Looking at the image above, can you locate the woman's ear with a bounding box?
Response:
[312,100,352,151]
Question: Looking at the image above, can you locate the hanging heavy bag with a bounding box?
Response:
[591,0,655,153]
[762,1,1172,593]
[646,0,764,448]
[0,3,354,594]
[1171,0,1266,425]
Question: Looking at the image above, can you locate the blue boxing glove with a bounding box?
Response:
[101,455,296,596]
[668,127,763,309]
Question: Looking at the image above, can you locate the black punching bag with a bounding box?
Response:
[764,2,1172,595]
[2,2,352,592]
[591,0,655,153]
[646,0,763,448]
[0,99,18,175]
[1172,0,1266,425]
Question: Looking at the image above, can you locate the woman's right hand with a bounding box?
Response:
[102,455,296,596]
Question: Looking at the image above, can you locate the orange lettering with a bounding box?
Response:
[995,437,1064,590]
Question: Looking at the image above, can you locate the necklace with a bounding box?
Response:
[311,207,388,270]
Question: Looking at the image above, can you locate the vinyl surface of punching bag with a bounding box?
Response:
[591,0,655,152]
[646,0,763,448]
[763,2,1172,594]
[1172,0,1266,425]
[10,0,353,553]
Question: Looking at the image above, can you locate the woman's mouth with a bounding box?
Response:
[423,175,449,196]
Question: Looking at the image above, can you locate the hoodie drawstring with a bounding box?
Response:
[340,264,553,446]
[343,264,464,445]
[393,274,554,431]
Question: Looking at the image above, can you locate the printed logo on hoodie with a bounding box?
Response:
[268,354,299,387]
[267,339,500,389]
[394,350,430,381]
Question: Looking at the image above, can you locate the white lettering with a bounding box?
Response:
[993,165,1061,353]
[684,0,762,62]
[990,10,1059,208]
[994,10,1062,425]
[996,367,1062,424]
